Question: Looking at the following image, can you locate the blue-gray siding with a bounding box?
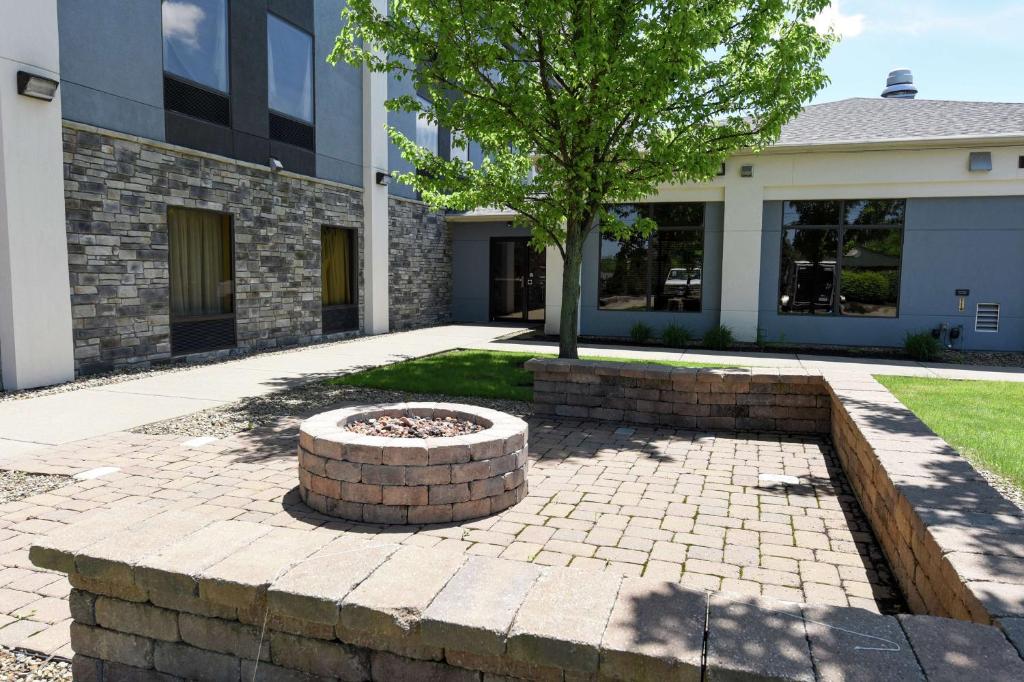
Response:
[579,202,725,339]
[451,222,533,322]
[757,196,1024,351]
[58,0,166,140]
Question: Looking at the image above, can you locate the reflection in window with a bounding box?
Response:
[779,229,838,315]
[778,200,905,318]
[598,203,704,312]
[268,14,314,123]
[162,0,229,92]
[840,229,902,317]
[416,96,439,156]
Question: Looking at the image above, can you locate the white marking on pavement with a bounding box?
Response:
[758,473,801,485]
[73,466,120,480]
[182,436,218,448]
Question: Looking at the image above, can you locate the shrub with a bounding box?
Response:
[904,331,940,362]
[629,322,654,344]
[661,324,692,348]
[703,325,734,350]
[841,270,892,304]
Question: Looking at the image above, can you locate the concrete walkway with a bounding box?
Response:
[0,325,520,465]
[475,338,1024,382]
[1,323,1020,465]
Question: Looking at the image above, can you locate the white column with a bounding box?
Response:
[543,246,564,335]
[361,0,390,335]
[0,0,75,390]
[719,170,765,342]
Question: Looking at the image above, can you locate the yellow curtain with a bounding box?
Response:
[322,227,352,305]
[169,208,233,317]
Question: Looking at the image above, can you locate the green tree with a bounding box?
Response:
[332,0,834,358]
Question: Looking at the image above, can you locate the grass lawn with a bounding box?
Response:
[329,349,732,402]
[876,375,1024,490]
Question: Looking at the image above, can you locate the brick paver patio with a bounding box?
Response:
[0,413,902,659]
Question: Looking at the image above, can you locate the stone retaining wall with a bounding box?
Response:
[298,403,529,524]
[31,508,1024,681]
[527,359,1024,631]
[527,359,831,433]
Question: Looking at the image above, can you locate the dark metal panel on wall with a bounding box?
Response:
[230,0,270,139]
[165,112,234,158]
[269,140,316,177]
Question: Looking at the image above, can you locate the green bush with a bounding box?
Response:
[703,325,734,350]
[904,331,940,362]
[841,270,892,304]
[629,322,654,344]
[661,324,692,348]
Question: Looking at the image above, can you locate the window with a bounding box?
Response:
[778,200,905,318]
[267,14,314,124]
[450,130,469,164]
[416,96,439,156]
[598,203,705,312]
[162,0,229,93]
[168,207,236,354]
[322,227,358,333]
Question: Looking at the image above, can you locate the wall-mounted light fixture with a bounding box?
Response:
[740,165,753,178]
[17,71,59,102]
[375,171,392,186]
[268,157,284,172]
[968,151,992,172]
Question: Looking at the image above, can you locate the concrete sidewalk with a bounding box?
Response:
[475,338,1024,381]
[0,324,519,463]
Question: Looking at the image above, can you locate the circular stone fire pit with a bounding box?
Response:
[297,402,528,525]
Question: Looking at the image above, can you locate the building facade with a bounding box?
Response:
[2,2,1023,392]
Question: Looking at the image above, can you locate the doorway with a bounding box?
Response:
[489,238,545,322]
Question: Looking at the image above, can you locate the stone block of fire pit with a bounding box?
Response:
[297,402,528,524]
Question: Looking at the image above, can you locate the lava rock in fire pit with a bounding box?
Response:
[344,415,484,439]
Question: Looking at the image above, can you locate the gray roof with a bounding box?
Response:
[776,98,1024,147]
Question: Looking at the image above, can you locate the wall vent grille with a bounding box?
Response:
[975,303,1000,333]
[270,113,315,151]
[164,76,230,127]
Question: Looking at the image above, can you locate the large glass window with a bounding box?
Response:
[267,14,314,123]
[162,0,229,93]
[598,203,705,312]
[416,96,439,156]
[168,207,234,319]
[778,200,904,318]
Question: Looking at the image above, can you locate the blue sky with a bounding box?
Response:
[809,0,1024,104]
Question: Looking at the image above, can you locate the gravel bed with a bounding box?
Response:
[0,648,70,681]
[936,349,1024,368]
[346,415,483,439]
[132,382,530,439]
[0,471,73,504]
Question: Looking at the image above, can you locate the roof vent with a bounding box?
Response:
[881,69,918,99]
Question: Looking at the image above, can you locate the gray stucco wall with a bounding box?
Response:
[451,222,534,322]
[314,0,362,187]
[757,196,1024,351]
[57,0,165,140]
[579,202,725,339]
[387,72,419,200]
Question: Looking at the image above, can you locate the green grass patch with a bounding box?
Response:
[330,349,732,402]
[876,375,1024,491]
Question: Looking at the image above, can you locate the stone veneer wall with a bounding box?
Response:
[388,197,451,330]
[30,508,1024,681]
[528,359,1024,630]
[63,122,451,375]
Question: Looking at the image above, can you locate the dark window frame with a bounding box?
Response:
[777,199,907,319]
[321,226,359,334]
[596,203,706,314]
[266,11,316,126]
[167,206,238,355]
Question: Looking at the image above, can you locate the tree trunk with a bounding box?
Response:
[558,234,584,359]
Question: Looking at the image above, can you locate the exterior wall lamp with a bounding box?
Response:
[16,71,60,101]
[375,172,392,186]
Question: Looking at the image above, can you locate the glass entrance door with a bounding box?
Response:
[490,238,545,322]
